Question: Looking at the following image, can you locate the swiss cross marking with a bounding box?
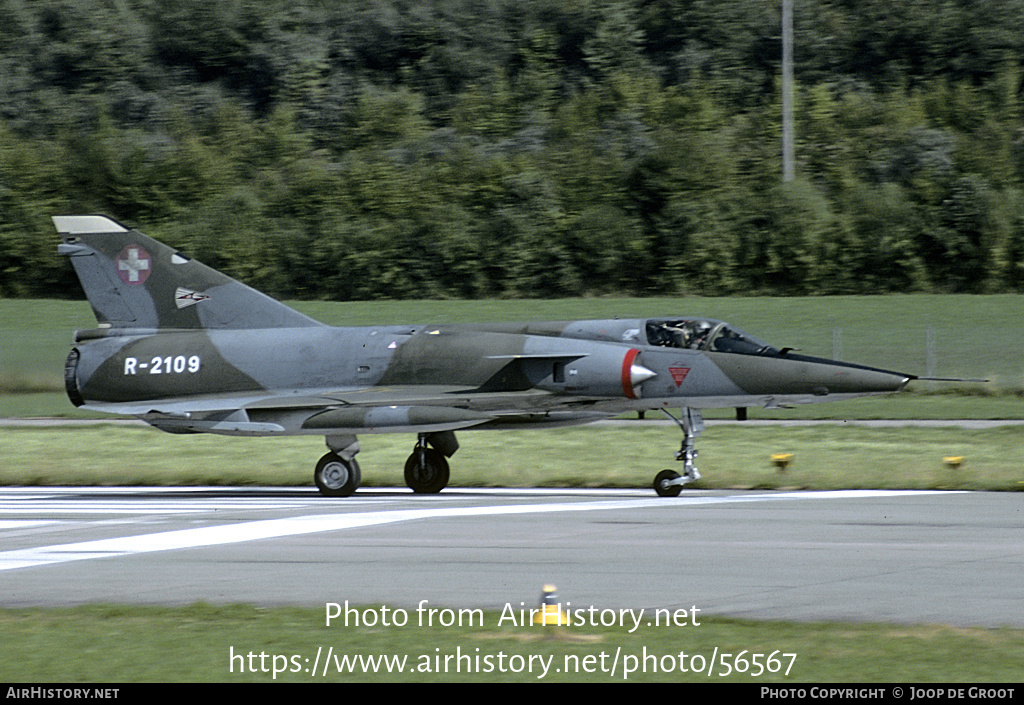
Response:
[116,245,152,285]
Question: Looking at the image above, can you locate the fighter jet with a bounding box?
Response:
[55,215,916,497]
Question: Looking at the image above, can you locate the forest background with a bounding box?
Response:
[2,0,1024,301]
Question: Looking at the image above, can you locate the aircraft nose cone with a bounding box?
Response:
[827,367,911,395]
[705,352,911,400]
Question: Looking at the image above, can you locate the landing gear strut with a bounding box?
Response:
[404,434,451,493]
[653,408,704,497]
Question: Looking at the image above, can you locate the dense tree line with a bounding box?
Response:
[1,0,1023,299]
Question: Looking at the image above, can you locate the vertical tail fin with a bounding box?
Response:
[54,215,322,330]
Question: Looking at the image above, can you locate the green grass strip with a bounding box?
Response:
[1,605,1021,682]
[1,424,1021,491]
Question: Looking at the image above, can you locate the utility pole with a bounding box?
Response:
[781,0,795,182]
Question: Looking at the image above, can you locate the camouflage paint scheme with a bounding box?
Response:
[55,216,913,496]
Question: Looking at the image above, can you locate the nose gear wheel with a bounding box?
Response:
[651,407,703,495]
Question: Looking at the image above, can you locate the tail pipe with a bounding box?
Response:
[64,348,85,407]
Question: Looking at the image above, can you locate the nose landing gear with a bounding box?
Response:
[653,408,704,497]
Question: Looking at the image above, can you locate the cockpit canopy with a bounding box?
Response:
[645,318,778,356]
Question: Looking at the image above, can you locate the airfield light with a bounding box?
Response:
[533,584,569,627]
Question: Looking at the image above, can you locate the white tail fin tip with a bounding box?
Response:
[52,215,128,234]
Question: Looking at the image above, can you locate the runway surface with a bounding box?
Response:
[1,486,1021,627]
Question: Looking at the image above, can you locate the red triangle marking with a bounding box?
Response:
[669,367,690,387]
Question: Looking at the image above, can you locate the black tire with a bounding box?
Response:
[404,447,450,494]
[314,452,360,497]
[653,469,683,497]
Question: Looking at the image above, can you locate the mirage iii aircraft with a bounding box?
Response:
[55,215,917,497]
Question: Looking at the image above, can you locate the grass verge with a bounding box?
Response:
[1,604,1021,682]
[1,423,1021,491]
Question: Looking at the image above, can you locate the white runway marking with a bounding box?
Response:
[0,520,59,530]
[0,500,311,515]
[0,487,314,516]
[0,490,958,573]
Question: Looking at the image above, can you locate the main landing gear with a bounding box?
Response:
[404,441,450,494]
[652,408,704,497]
[404,431,457,494]
[313,432,458,496]
[314,434,362,497]
[314,452,361,497]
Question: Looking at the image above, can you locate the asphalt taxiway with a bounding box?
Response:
[0,486,1020,627]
